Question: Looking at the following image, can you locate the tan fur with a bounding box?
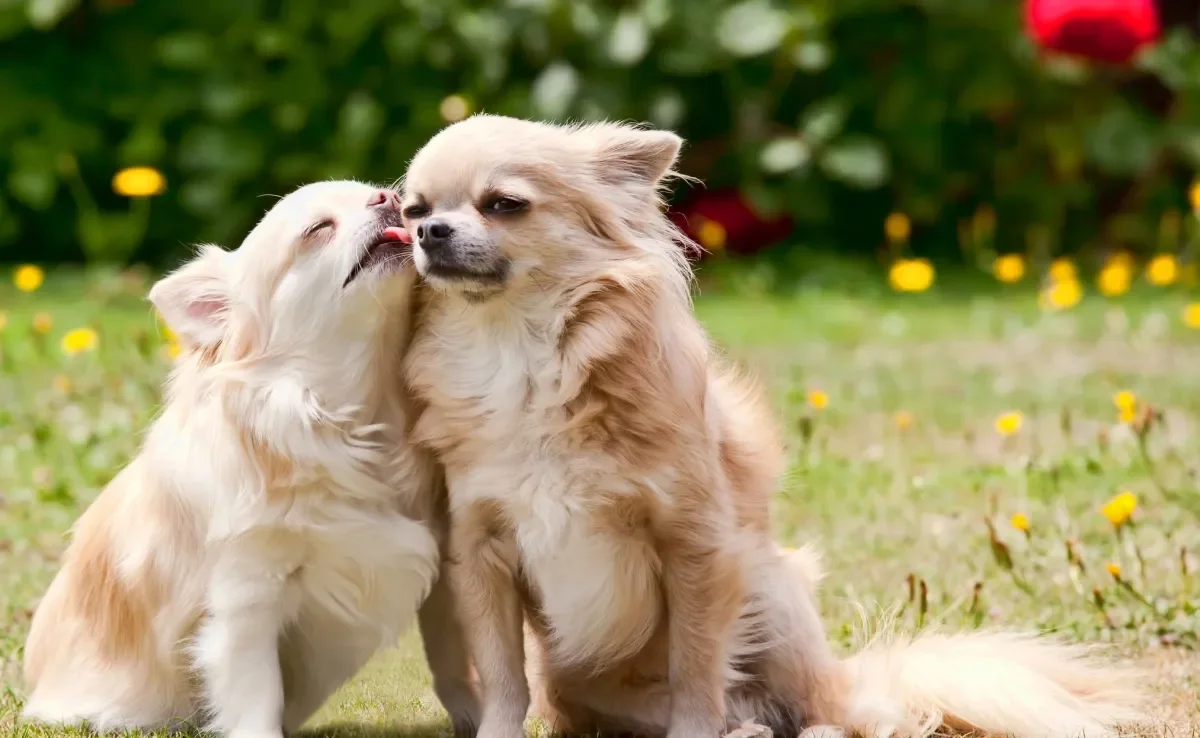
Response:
[401,116,1145,738]
[24,461,202,729]
[402,117,842,738]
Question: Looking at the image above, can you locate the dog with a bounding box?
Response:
[22,180,478,738]
[399,115,1146,738]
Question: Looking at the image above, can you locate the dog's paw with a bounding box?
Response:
[435,682,482,736]
[797,725,845,738]
[724,720,773,738]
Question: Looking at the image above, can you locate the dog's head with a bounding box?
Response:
[401,115,688,301]
[149,180,410,360]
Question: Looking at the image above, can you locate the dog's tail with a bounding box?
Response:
[776,549,1147,738]
[840,630,1146,737]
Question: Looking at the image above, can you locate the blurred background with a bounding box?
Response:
[1,0,1198,284]
[5,3,1200,713]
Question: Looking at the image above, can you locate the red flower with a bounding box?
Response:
[1025,0,1159,65]
[670,190,793,257]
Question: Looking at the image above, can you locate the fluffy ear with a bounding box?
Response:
[149,244,231,349]
[585,124,683,189]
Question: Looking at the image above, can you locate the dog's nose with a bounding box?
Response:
[417,218,454,251]
[367,190,399,208]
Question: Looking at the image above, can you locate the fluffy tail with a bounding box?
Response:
[841,630,1147,737]
[776,548,1147,737]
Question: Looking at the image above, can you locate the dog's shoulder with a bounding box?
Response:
[552,271,710,471]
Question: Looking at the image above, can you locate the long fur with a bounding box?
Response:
[22,181,475,737]
[400,115,1146,738]
[843,631,1145,737]
[782,549,1146,738]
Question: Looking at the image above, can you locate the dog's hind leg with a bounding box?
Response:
[753,548,848,730]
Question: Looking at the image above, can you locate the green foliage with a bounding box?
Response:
[4,0,1200,265]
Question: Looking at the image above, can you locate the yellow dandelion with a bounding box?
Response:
[807,389,829,410]
[165,341,182,360]
[1101,491,1137,527]
[32,312,53,334]
[1183,303,1200,329]
[1105,561,1122,579]
[60,327,99,356]
[1097,264,1131,297]
[1190,179,1200,211]
[112,166,166,198]
[1049,258,1076,282]
[1042,278,1082,310]
[888,258,935,293]
[13,264,44,292]
[694,216,727,251]
[1010,513,1030,533]
[1114,390,1136,412]
[1115,390,1138,425]
[994,411,1023,436]
[884,212,911,244]
[438,94,471,123]
[894,410,914,430]
[1146,254,1178,286]
[992,254,1025,284]
[52,374,71,394]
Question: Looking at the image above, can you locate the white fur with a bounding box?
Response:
[842,631,1146,738]
[22,181,453,737]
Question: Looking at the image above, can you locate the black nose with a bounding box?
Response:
[417,218,454,252]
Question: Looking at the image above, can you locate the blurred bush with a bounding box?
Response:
[3,0,1200,266]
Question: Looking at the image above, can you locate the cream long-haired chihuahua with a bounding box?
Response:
[400,116,1146,738]
[22,181,477,738]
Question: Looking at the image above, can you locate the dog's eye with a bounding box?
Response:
[305,220,335,237]
[403,203,430,220]
[485,196,527,214]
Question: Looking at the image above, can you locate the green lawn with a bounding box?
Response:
[1,265,1198,736]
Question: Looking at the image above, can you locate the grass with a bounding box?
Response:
[1,263,1199,736]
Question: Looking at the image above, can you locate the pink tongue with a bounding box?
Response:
[382,226,411,244]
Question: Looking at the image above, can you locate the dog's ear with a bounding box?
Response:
[586,124,683,190]
[149,244,231,349]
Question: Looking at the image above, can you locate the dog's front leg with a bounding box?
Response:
[420,557,482,735]
[449,501,528,738]
[659,484,746,738]
[194,538,300,738]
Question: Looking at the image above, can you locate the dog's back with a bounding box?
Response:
[708,364,785,533]
[23,458,203,731]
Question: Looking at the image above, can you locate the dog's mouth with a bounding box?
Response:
[425,261,509,285]
[423,259,510,302]
[343,227,412,288]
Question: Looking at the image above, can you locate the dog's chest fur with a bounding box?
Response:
[408,304,667,667]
